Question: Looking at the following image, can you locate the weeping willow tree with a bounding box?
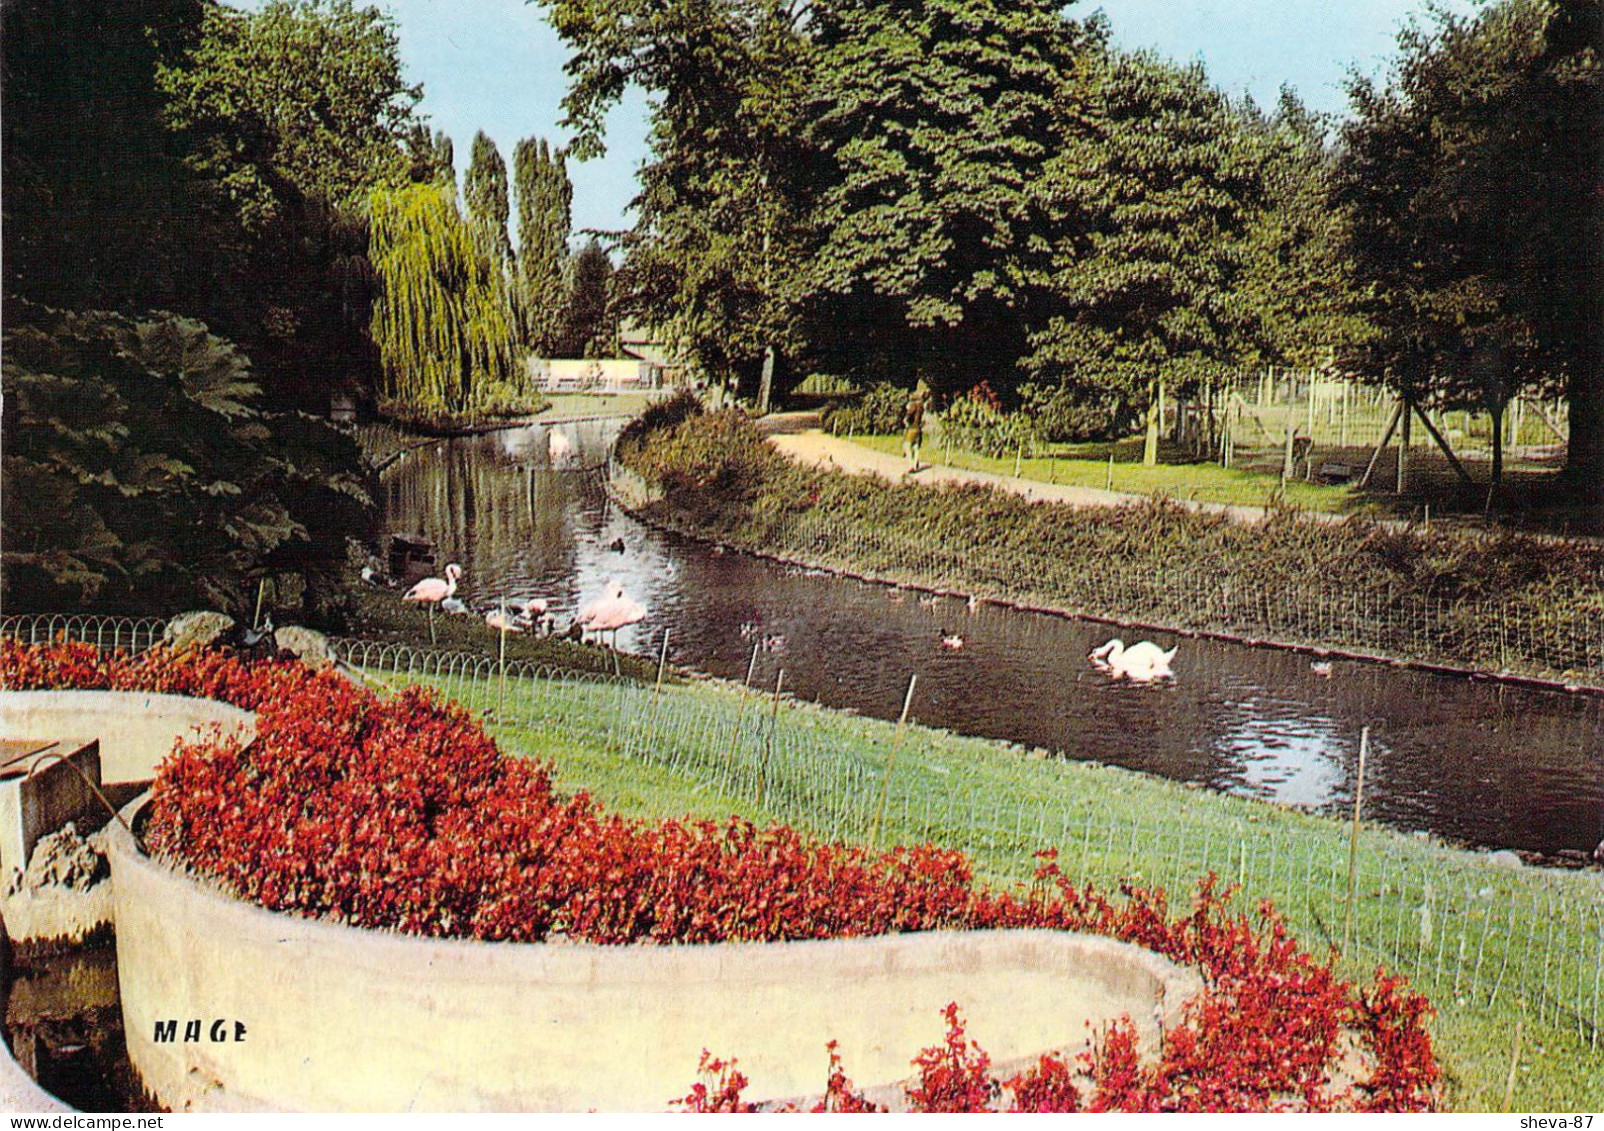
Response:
[368,183,519,413]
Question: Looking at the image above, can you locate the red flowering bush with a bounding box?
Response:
[2,638,1441,1111]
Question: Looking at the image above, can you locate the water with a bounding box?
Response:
[381,421,1604,858]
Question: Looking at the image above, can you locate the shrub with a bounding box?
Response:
[821,382,911,436]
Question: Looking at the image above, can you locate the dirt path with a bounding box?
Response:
[761,413,1300,525]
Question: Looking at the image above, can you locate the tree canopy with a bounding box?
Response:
[1337,0,1601,489]
[515,137,574,354]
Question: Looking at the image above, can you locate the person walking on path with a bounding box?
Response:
[902,388,927,474]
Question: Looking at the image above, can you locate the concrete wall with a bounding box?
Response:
[109,800,1200,1113]
[0,692,255,804]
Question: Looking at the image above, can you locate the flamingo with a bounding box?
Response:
[1088,638,1176,682]
[440,597,470,616]
[548,429,573,468]
[940,633,964,651]
[573,581,647,649]
[402,563,462,644]
[483,607,524,634]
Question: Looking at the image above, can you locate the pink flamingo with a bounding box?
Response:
[573,582,647,650]
[402,563,462,644]
[483,607,524,634]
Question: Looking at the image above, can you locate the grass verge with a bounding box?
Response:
[360,658,1602,1112]
[848,433,1367,513]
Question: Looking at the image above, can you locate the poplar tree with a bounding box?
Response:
[464,130,513,265]
[561,239,615,358]
[514,136,572,354]
[368,183,518,413]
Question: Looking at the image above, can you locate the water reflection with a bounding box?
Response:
[379,424,1604,857]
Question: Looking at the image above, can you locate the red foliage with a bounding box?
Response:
[904,1004,997,1112]
[676,1052,755,1113]
[2,639,1442,1113]
[810,1042,885,1113]
[1004,1052,1082,1113]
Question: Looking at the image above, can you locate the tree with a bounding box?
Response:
[801,0,1086,397]
[464,130,515,265]
[1337,0,1601,491]
[1232,88,1371,370]
[549,0,813,400]
[561,239,617,358]
[1,302,373,618]
[368,184,519,414]
[2,0,208,313]
[515,137,573,354]
[1026,48,1262,464]
[408,125,457,187]
[157,0,420,230]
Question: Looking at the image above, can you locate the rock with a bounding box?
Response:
[1484,849,1524,870]
[274,625,339,671]
[7,823,107,897]
[163,610,236,654]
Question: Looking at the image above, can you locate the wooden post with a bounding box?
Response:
[724,642,761,764]
[497,597,508,721]
[1411,403,1475,485]
[1342,726,1369,953]
[1282,393,1298,483]
[1357,400,1404,489]
[868,674,918,851]
[1396,399,1412,494]
[645,628,671,749]
[1503,1019,1525,1111]
[756,668,784,807]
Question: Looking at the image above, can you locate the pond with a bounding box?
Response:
[380,420,1603,859]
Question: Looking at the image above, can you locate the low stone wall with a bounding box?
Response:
[108,799,1200,1113]
[0,691,255,803]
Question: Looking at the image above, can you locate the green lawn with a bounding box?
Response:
[847,433,1371,513]
[358,657,1603,1112]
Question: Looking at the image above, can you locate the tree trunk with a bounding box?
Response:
[1143,377,1162,467]
[1489,401,1504,485]
[1564,352,1603,507]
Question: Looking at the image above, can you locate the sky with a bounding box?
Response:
[270,0,1481,237]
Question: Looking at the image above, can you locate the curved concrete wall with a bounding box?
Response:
[108,800,1200,1113]
[0,692,255,796]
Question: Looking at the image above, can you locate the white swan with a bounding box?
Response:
[1088,637,1177,682]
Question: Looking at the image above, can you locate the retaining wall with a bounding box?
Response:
[108,799,1199,1112]
[0,692,256,806]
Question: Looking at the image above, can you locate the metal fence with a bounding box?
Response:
[4,615,1600,1093]
[321,634,1604,1066]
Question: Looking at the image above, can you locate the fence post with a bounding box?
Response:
[1342,726,1370,953]
[868,673,918,851]
[757,668,785,808]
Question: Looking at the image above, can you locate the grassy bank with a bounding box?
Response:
[849,432,1367,513]
[348,652,1602,1111]
[616,404,1604,682]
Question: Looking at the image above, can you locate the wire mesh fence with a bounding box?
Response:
[712,507,1604,681]
[4,614,1600,1073]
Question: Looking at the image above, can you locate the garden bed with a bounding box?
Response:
[1,639,1441,1112]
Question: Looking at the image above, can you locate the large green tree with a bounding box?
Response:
[2,0,207,313]
[1232,88,1371,370]
[465,131,515,265]
[1026,49,1262,462]
[1338,0,1601,492]
[515,137,574,354]
[549,0,812,399]
[800,0,1086,397]
[560,239,618,358]
[157,0,420,229]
